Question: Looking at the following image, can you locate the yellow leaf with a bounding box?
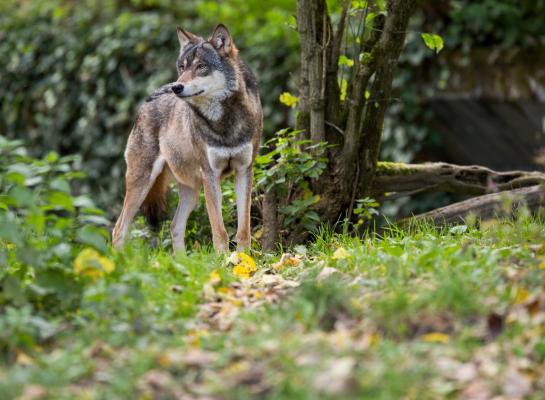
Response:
[229,252,257,280]
[253,290,264,300]
[422,332,450,343]
[237,253,256,270]
[302,187,313,200]
[370,332,380,346]
[209,270,221,284]
[186,329,209,348]
[16,351,34,366]
[74,248,115,281]
[272,253,302,270]
[157,353,171,368]
[233,264,253,279]
[515,287,529,304]
[217,286,231,295]
[333,247,349,260]
[279,92,299,108]
[539,260,545,269]
[254,228,263,239]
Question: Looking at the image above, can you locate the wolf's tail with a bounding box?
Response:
[141,167,170,231]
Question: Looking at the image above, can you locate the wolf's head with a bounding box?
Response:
[171,25,239,104]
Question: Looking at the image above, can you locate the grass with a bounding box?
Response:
[2,216,545,399]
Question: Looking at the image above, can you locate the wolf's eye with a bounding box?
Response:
[197,63,207,71]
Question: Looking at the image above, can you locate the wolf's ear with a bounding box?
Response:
[176,26,197,49]
[210,24,235,56]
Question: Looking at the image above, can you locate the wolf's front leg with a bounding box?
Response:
[202,170,229,252]
[234,166,252,251]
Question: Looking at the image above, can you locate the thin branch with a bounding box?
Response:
[325,120,345,136]
[348,161,361,217]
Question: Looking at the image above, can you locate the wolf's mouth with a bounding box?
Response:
[178,90,205,98]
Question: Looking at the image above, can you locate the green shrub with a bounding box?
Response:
[0,135,110,358]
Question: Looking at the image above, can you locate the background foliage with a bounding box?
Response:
[1,0,544,221]
[0,0,298,214]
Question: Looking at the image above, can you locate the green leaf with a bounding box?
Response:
[421,33,444,54]
[77,225,108,253]
[0,219,21,245]
[47,191,75,212]
[73,195,96,209]
[279,92,299,108]
[8,186,35,208]
[338,55,354,67]
[351,0,368,9]
[49,177,71,193]
[26,211,46,235]
[2,276,26,306]
[340,78,348,101]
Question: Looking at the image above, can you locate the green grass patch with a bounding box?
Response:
[2,217,545,398]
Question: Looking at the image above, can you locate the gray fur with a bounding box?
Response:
[112,24,262,252]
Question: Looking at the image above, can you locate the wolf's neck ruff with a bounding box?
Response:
[187,91,254,148]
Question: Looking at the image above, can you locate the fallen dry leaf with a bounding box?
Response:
[461,380,492,400]
[421,332,450,343]
[136,370,188,400]
[209,270,221,284]
[228,252,257,279]
[502,367,532,398]
[272,253,302,270]
[317,267,339,281]
[16,351,35,366]
[157,348,217,369]
[313,357,355,395]
[515,287,530,304]
[18,384,47,400]
[332,247,349,260]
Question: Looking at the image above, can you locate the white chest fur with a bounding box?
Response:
[206,142,253,174]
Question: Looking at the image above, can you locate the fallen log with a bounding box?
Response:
[371,162,545,198]
[405,185,545,225]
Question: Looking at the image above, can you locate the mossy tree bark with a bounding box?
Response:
[289,0,416,243]
[371,162,545,198]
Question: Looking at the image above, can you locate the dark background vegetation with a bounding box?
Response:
[1,0,545,218]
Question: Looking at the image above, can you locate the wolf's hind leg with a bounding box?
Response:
[112,156,165,249]
[171,184,200,252]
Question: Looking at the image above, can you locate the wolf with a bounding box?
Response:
[112,24,263,252]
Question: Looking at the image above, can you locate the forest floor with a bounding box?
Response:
[2,217,545,399]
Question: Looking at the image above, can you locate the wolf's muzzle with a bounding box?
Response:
[171,84,185,95]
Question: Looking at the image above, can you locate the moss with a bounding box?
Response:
[376,161,416,175]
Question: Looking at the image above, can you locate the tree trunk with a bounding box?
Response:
[261,190,279,251]
[294,0,417,236]
[356,0,416,193]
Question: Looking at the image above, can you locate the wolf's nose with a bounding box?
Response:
[171,84,184,95]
